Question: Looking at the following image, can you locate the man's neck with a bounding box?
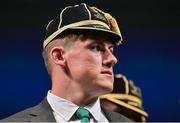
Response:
[51,81,98,107]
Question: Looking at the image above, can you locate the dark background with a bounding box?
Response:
[0,0,179,121]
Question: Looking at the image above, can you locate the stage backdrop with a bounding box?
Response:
[0,0,179,121]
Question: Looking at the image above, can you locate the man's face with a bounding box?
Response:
[65,35,117,96]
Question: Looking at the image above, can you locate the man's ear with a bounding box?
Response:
[50,46,66,66]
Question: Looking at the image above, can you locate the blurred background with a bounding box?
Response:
[0,0,179,121]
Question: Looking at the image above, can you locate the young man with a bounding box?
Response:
[1,3,131,122]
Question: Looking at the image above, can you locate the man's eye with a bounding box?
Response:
[90,45,103,52]
[110,48,113,53]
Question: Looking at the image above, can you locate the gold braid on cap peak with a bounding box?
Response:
[92,7,122,45]
[104,13,120,34]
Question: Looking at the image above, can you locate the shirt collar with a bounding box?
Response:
[85,98,102,122]
[47,90,79,121]
[47,90,102,122]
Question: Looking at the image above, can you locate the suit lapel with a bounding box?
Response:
[29,98,56,122]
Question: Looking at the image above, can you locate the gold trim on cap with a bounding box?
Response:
[115,73,123,78]
[100,94,142,106]
[84,3,91,20]
[58,6,73,29]
[104,97,148,117]
[114,74,129,94]
[120,75,129,94]
[43,20,111,48]
[46,20,53,30]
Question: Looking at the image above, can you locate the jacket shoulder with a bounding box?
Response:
[0,98,55,122]
[0,106,34,122]
[102,108,133,122]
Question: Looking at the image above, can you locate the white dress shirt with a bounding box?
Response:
[47,90,109,123]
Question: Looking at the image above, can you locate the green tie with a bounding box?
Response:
[75,107,90,123]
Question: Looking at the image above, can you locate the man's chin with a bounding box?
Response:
[100,82,114,94]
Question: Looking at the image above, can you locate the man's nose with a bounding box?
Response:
[102,51,117,68]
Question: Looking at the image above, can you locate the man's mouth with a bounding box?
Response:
[101,70,113,75]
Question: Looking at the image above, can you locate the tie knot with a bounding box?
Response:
[75,108,90,122]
